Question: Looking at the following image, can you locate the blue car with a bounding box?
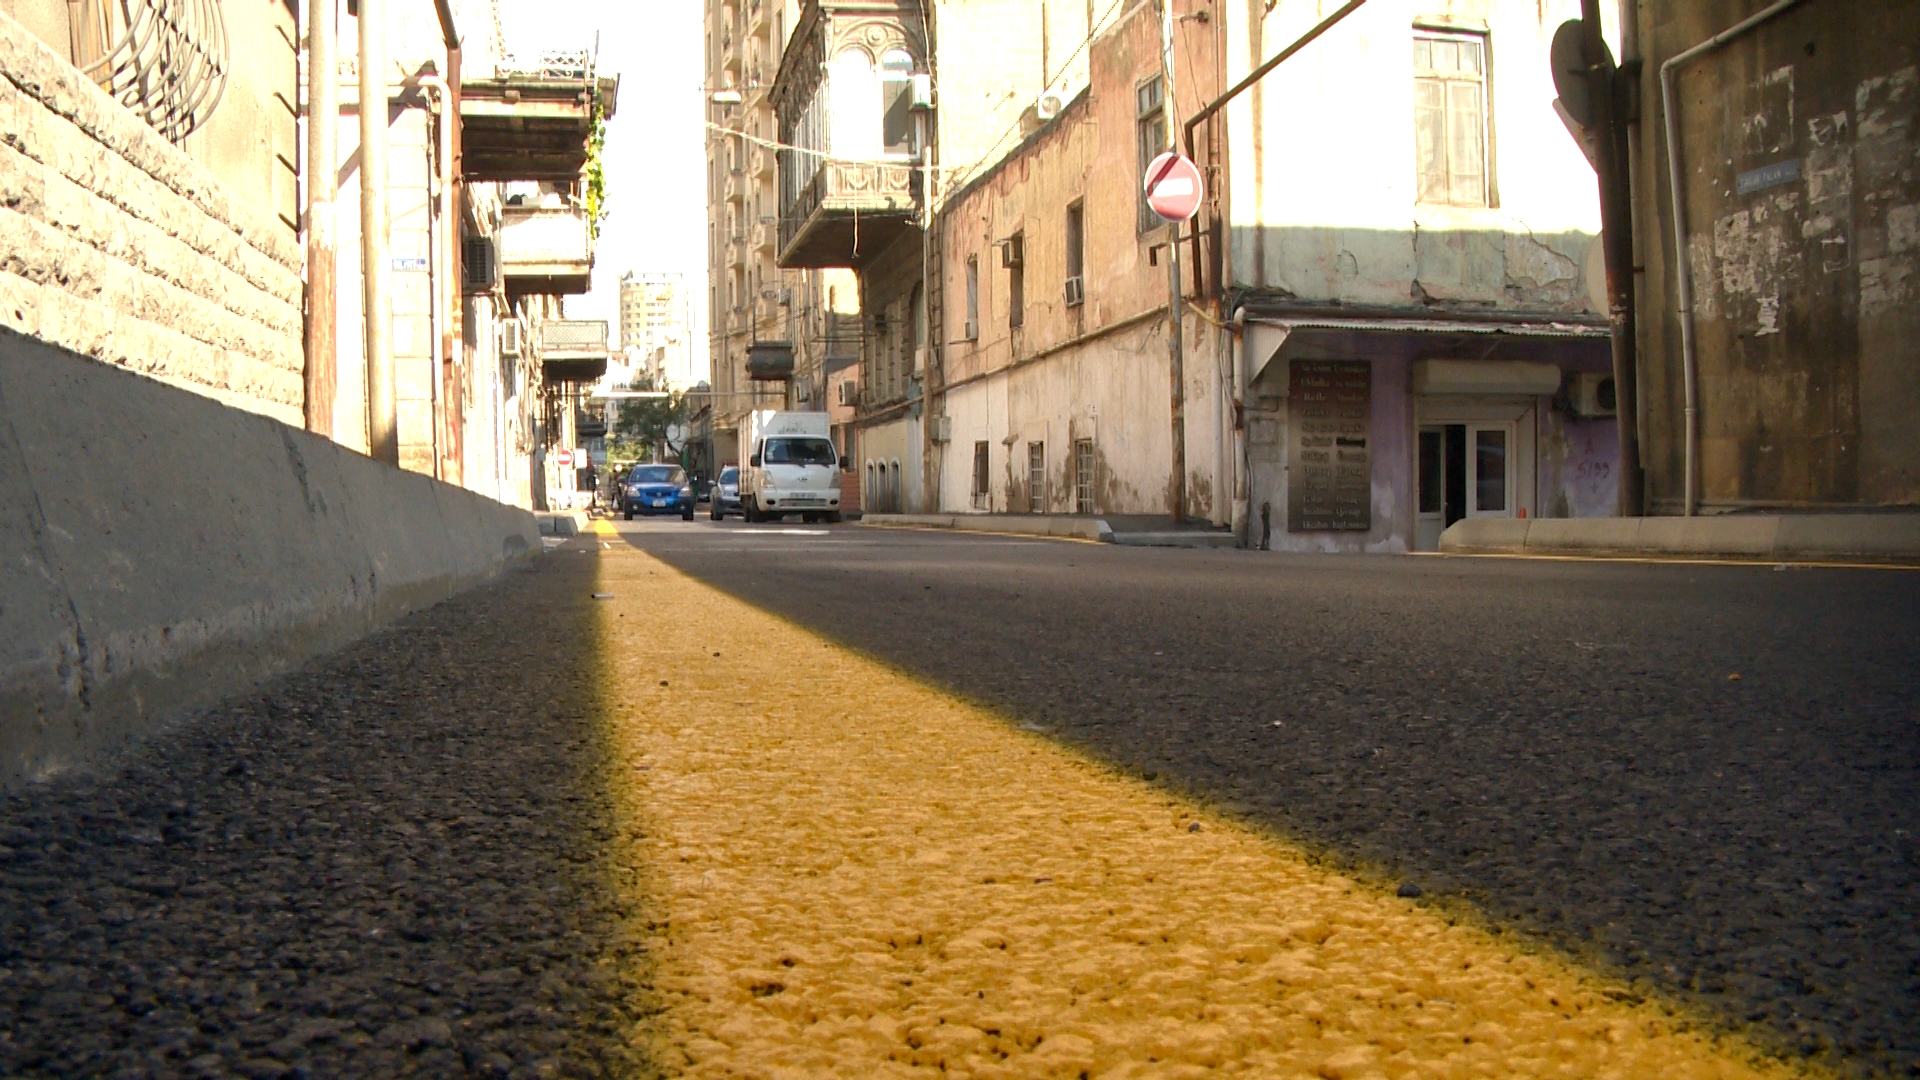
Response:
[622,465,695,520]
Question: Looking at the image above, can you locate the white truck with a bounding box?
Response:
[736,410,847,522]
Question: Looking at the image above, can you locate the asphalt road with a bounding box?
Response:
[0,552,658,1080]
[618,518,1920,1078]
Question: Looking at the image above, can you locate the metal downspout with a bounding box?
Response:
[304,0,338,438]
[358,0,396,465]
[1659,0,1803,515]
[419,75,453,481]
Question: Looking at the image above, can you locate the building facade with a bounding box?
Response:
[1211,0,1616,551]
[1627,0,1919,514]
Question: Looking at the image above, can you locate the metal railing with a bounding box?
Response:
[67,0,229,142]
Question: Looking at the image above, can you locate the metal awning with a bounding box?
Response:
[1243,313,1608,388]
[460,76,620,182]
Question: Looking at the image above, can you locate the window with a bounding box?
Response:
[965,256,980,339]
[1064,201,1085,306]
[1027,441,1046,513]
[1074,439,1095,514]
[1006,233,1025,329]
[1136,76,1167,233]
[763,437,838,466]
[881,50,917,157]
[972,441,990,509]
[1414,33,1490,206]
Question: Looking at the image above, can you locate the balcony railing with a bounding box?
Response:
[535,319,610,384]
[777,160,918,269]
[500,203,594,295]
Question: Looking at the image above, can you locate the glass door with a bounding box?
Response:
[1417,422,1516,550]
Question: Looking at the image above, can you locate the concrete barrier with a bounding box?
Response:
[1439,514,1920,563]
[0,328,540,786]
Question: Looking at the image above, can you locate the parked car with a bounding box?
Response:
[622,465,695,521]
[709,466,742,520]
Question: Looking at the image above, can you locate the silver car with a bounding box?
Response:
[709,466,743,520]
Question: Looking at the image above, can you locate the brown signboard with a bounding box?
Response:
[1288,360,1372,532]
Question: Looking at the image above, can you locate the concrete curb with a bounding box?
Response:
[859,513,1115,543]
[536,512,587,537]
[1439,515,1920,563]
[0,328,540,787]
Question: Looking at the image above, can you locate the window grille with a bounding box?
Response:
[1074,439,1095,514]
[1028,442,1047,514]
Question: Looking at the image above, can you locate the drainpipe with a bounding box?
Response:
[1229,303,1249,546]
[304,0,339,438]
[1182,0,1369,290]
[420,74,453,481]
[359,0,397,465]
[1659,0,1803,515]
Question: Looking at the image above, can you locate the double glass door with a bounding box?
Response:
[1417,422,1514,549]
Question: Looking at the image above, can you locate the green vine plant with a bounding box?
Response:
[583,104,609,238]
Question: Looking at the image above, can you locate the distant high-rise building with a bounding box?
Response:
[617,271,694,389]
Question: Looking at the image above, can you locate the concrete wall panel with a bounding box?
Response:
[0,328,539,787]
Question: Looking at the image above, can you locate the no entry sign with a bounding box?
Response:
[1144,152,1204,223]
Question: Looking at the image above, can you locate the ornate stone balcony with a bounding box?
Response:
[777,161,917,269]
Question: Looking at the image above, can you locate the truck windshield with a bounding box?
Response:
[763,437,837,466]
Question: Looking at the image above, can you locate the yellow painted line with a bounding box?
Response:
[589,518,619,536]
[595,546,1818,1079]
[1416,550,1919,572]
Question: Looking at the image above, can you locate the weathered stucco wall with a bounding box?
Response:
[1634,0,1920,510]
[933,1,1225,520]
[0,10,304,424]
[1220,0,1606,314]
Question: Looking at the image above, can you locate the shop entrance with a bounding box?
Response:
[1414,401,1535,551]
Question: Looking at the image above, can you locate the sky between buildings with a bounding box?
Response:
[498,0,709,384]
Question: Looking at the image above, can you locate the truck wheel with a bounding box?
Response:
[802,512,820,524]
[826,512,843,524]
[744,498,758,523]
[709,507,722,521]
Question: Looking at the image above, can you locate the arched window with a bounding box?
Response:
[881,50,916,157]
[831,49,879,160]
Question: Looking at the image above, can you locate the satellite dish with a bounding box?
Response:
[1550,18,1614,129]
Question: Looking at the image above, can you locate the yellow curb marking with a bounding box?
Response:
[1416,550,1919,572]
[596,546,1816,1079]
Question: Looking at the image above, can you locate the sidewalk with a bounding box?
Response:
[1440,513,1920,564]
[860,512,1238,548]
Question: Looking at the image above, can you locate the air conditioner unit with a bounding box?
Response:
[462,235,498,294]
[1064,276,1085,307]
[500,319,524,358]
[1035,90,1064,120]
[1571,371,1618,418]
[930,415,952,443]
[999,235,1023,269]
[838,379,858,406]
[910,73,935,111]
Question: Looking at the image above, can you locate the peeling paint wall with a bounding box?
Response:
[1635,0,1920,509]
[1219,0,1605,314]
[933,0,1226,520]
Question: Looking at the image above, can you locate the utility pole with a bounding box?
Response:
[359,0,397,465]
[1162,0,1186,524]
[303,0,338,437]
[1580,0,1643,516]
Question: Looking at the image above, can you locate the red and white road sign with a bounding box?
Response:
[556,448,574,468]
[1143,152,1204,223]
